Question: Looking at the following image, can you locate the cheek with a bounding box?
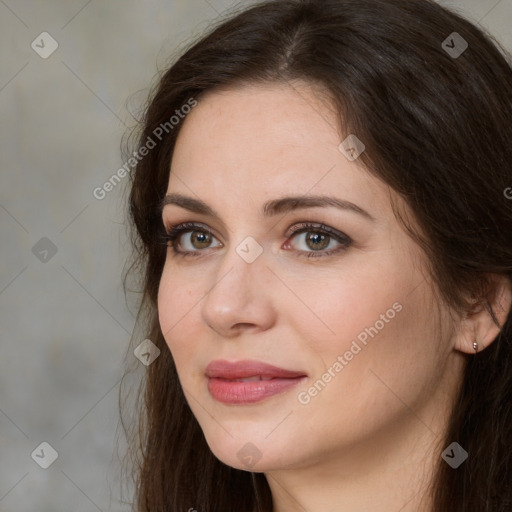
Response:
[289,252,438,401]
[157,266,198,349]
[280,257,407,355]
[300,277,441,422]
[157,268,210,394]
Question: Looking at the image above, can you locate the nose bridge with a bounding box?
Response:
[201,233,273,334]
[210,234,266,300]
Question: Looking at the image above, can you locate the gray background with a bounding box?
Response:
[0,0,510,510]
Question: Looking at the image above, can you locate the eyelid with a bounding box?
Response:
[162,221,224,250]
[285,221,350,241]
[163,220,222,242]
[162,219,348,240]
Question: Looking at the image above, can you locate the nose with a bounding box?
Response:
[201,241,277,338]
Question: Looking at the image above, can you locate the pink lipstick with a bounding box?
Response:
[205,359,307,404]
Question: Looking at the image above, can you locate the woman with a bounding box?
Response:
[120,0,512,510]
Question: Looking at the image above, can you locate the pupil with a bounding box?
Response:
[307,232,328,250]
[193,231,211,248]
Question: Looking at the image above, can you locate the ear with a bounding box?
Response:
[454,274,512,354]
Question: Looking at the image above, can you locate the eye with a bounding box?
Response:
[160,222,221,257]
[284,222,352,259]
[160,221,352,259]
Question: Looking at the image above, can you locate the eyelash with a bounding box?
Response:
[159,221,352,259]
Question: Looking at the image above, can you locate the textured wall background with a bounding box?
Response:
[0,0,510,510]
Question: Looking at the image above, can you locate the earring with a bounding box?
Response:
[473,340,478,352]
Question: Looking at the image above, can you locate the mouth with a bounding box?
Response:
[205,359,307,404]
[217,375,275,382]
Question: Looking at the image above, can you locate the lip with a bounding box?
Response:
[205,359,307,379]
[205,359,307,404]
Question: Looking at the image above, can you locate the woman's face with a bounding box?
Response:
[158,82,460,472]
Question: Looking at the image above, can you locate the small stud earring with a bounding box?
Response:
[473,340,478,352]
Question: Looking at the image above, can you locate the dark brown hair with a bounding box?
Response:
[119,0,512,510]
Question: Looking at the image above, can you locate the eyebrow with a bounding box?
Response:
[161,193,376,222]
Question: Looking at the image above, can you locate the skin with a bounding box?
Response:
[157,81,511,512]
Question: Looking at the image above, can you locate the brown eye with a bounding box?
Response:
[285,223,352,259]
[186,230,213,250]
[162,221,351,259]
[303,231,330,251]
[161,222,222,256]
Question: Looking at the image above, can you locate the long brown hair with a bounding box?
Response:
[119,1,512,510]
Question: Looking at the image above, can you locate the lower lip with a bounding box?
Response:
[207,377,306,404]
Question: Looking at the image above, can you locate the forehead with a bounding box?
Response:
[173,81,339,157]
[167,82,392,219]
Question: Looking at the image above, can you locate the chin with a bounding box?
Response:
[202,430,307,473]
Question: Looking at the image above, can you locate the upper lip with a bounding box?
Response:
[205,359,307,379]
